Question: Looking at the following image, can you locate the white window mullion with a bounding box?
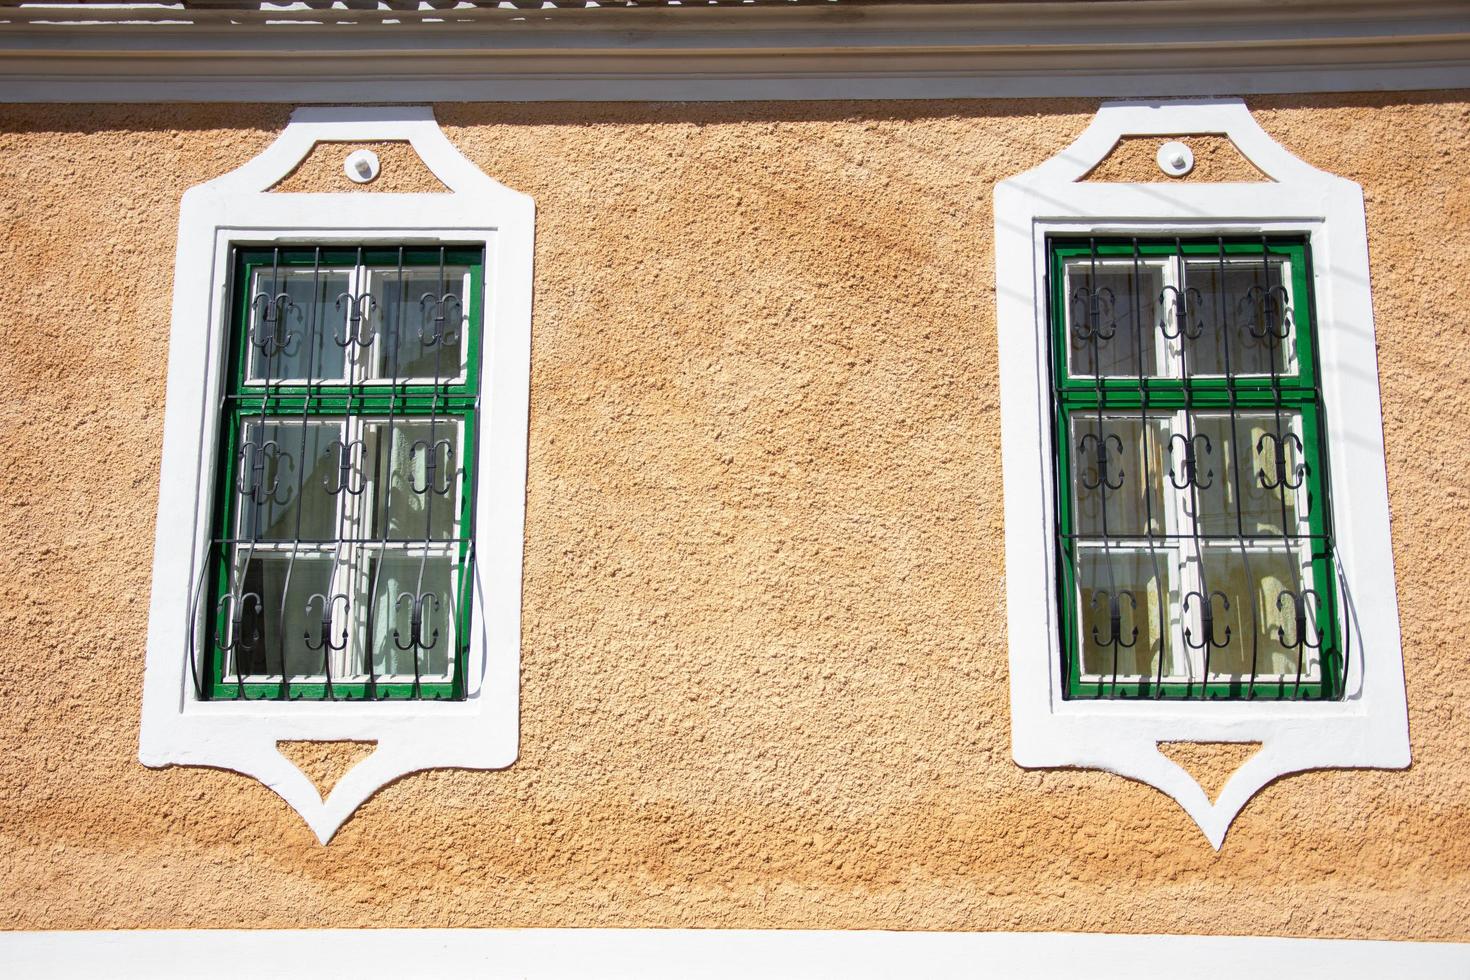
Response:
[315,416,352,683]
[333,258,372,681]
[1159,255,1184,380]
[1169,406,1207,685]
[348,262,370,388]
[1164,253,1199,685]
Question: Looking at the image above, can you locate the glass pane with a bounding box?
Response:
[1194,546,1320,684]
[365,420,464,542]
[370,267,469,382]
[364,552,457,679]
[226,554,338,680]
[246,268,352,383]
[1070,415,1169,538]
[1182,257,1294,377]
[1064,259,1165,378]
[1187,412,1304,538]
[1075,547,1179,681]
[237,420,342,543]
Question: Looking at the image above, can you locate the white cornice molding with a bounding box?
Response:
[0,1,1467,102]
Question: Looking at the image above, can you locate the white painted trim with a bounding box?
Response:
[4,929,1468,979]
[0,1,1467,102]
[140,106,535,843]
[993,99,1410,849]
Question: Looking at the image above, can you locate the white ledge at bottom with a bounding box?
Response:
[4,929,1468,979]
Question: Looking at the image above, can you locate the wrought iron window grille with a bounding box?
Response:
[1046,235,1343,701]
[190,244,484,701]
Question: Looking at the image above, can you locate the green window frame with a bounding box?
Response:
[198,244,485,701]
[1047,236,1343,700]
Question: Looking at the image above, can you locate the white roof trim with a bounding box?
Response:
[0,0,1467,102]
[3,928,1469,979]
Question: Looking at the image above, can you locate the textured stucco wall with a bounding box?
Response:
[0,95,1467,937]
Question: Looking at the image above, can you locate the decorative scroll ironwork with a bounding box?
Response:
[322,438,367,496]
[1078,432,1124,492]
[217,591,263,656]
[393,591,442,653]
[249,291,300,357]
[418,290,463,347]
[1158,283,1204,340]
[1240,284,1293,345]
[409,437,455,497]
[1275,587,1321,649]
[1182,589,1233,653]
[304,593,351,653]
[1069,285,1117,342]
[1256,430,1305,491]
[236,440,290,505]
[190,244,480,702]
[1168,432,1213,491]
[1048,235,1342,701]
[1090,589,1139,649]
[333,290,378,349]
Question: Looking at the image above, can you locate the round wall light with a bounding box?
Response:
[344,149,381,184]
[1156,141,1195,178]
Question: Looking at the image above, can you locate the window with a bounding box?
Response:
[993,100,1409,848]
[200,245,482,700]
[140,107,533,841]
[1049,236,1339,700]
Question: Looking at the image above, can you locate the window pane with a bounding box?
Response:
[237,420,342,543]
[363,552,457,680]
[1187,412,1304,538]
[1182,258,1294,377]
[226,554,338,680]
[1064,259,1164,378]
[1070,415,1169,538]
[1194,546,1321,684]
[1075,547,1180,682]
[246,268,352,383]
[370,267,469,382]
[365,420,464,542]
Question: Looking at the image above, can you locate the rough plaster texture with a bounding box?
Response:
[0,95,1467,938]
[1156,743,1262,803]
[270,140,448,194]
[276,742,379,800]
[1085,134,1268,183]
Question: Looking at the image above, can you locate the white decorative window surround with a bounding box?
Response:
[140,107,534,843]
[993,99,1410,848]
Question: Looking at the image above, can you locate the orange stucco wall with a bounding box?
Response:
[0,94,1467,936]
